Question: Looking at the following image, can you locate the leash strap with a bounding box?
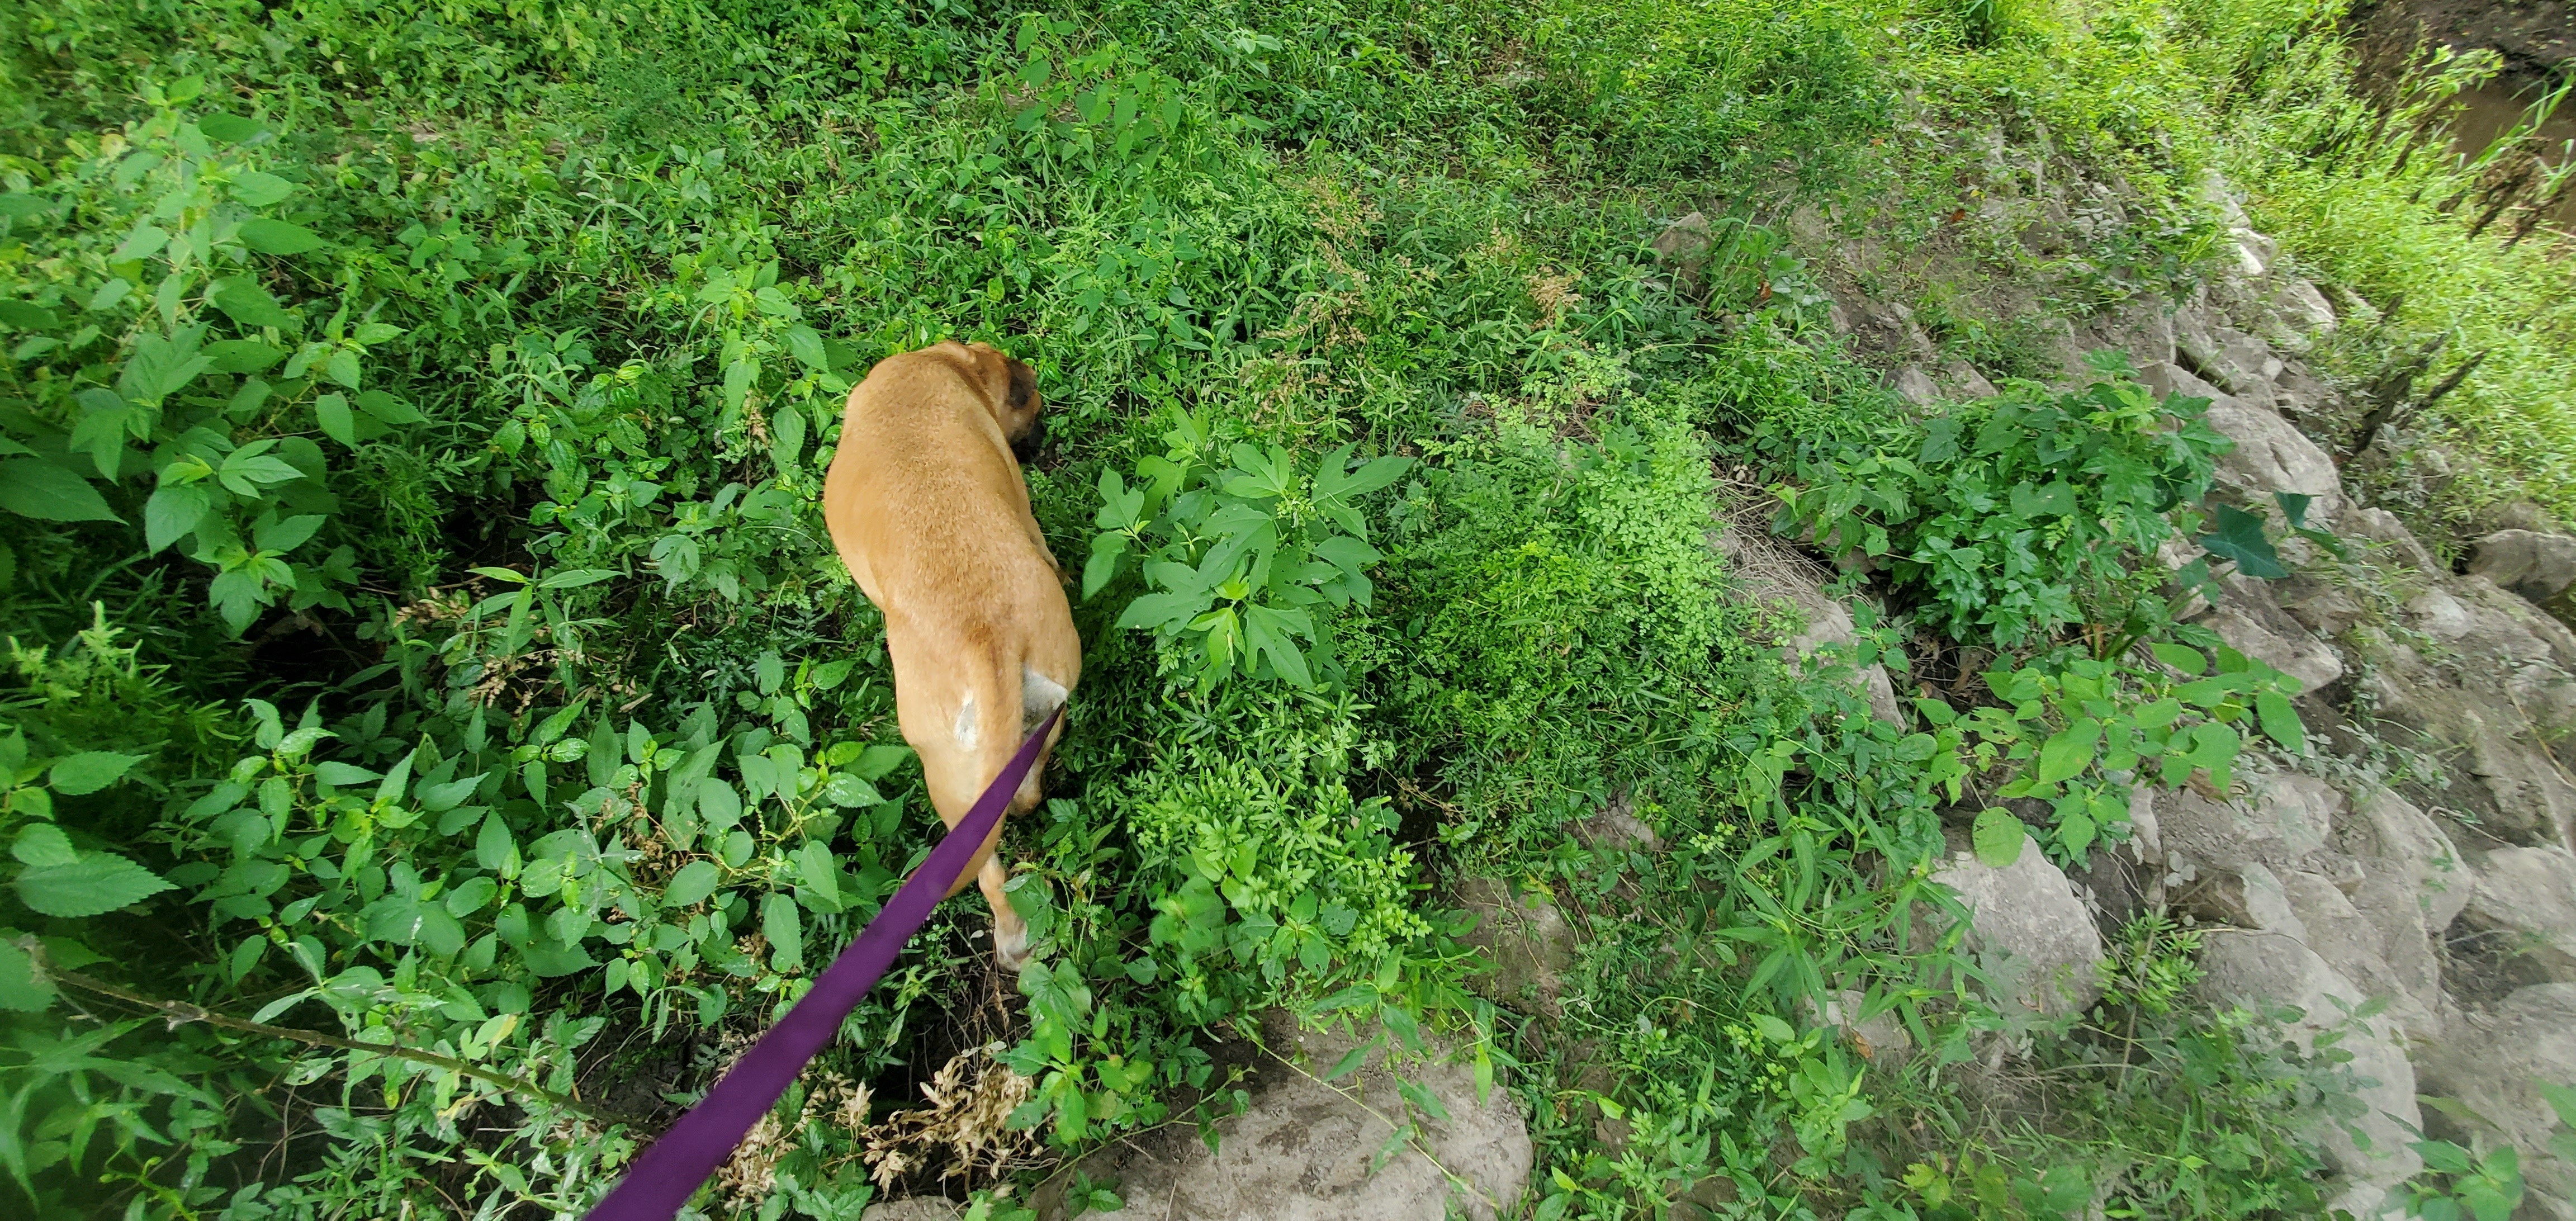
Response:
[585,706,1063,1221]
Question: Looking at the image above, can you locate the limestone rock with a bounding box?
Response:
[863,1201,962,1221]
[2201,396,2345,525]
[1712,520,1904,725]
[1893,365,1940,406]
[1929,831,2105,1017]
[2469,529,2576,603]
[2460,847,2576,984]
[1650,212,1713,291]
[1043,1015,1531,1221]
[2271,278,2338,339]
[2200,581,2343,692]
[1458,877,1575,1014]
[2331,787,2469,1036]
[2342,507,2442,573]
[2280,868,2441,1039]
[2194,930,2424,1194]
[2414,985,2576,1212]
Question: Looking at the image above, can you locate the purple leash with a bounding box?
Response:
[586,706,1062,1221]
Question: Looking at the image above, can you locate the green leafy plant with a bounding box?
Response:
[1776,375,2229,647]
[1087,412,1409,693]
[1923,641,2308,865]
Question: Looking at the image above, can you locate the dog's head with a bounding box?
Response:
[951,341,1045,463]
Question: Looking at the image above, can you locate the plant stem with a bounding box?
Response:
[17,935,636,1125]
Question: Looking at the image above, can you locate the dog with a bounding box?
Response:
[822,340,1077,969]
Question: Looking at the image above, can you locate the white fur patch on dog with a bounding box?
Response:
[1022,666,1067,733]
[953,690,979,752]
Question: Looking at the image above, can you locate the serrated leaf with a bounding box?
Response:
[1972,809,2025,868]
[49,751,144,795]
[0,461,120,523]
[12,825,77,868]
[16,854,176,917]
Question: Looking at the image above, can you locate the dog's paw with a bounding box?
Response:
[994,924,1035,972]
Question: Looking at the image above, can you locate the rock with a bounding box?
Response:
[2273,576,2367,639]
[2194,930,2424,1194]
[2342,507,2443,573]
[2280,868,2442,1039]
[1893,365,1940,406]
[2414,985,2576,1211]
[1929,831,2105,1017]
[863,1201,962,1221]
[1573,798,1660,854]
[2482,500,2564,537]
[2137,358,2225,406]
[2271,361,2334,421]
[2202,396,2345,525]
[2271,278,2339,338]
[2156,770,2341,877]
[1940,359,1997,399]
[2200,580,2343,692]
[2469,529,2576,603]
[2177,860,2304,935]
[1043,1015,1530,1221]
[1457,878,1575,1014]
[2460,847,2576,983]
[1650,212,1713,291]
[2331,787,2469,1036]
[2364,658,2576,848]
[1713,520,1905,725]
[1811,990,1912,1064]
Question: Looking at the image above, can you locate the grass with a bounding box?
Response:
[0,0,2555,1217]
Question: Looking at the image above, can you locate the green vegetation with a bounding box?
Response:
[0,0,2556,1217]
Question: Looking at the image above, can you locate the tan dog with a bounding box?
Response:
[823,340,1077,968]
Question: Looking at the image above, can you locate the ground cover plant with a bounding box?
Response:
[0,0,2559,1217]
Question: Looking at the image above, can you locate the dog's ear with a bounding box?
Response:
[1005,358,1037,415]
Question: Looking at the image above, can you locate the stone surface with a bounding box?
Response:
[2200,585,2343,693]
[2331,787,2469,1037]
[2470,529,2576,603]
[1893,365,1940,406]
[2158,771,2341,876]
[863,1201,962,1221]
[2342,507,2442,573]
[2461,847,2576,983]
[1650,212,1713,292]
[1929,831,2105,1017]
[1457,877,1576,1014]
[2271,278,2338,338]
[1042,1015,1530,1221]
[2414,985,2576,1212]
[2202,397,2345,525]
[2195,930,2425,1194]
[1712,520,1904,725]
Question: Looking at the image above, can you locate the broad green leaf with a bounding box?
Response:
[664,860,721,908]
[2149,642,2206,675]
[49,751,143,795]
[16,854,176,917]
[2198,504,2288,580]
[1082,532,1124,600]
[323,347,362,389]
[2256,691,2306,755]
[1971,809,2025,868]
[198,111,263,142]
[0,940,54,1011]
[210,277,296,330]
[201,340,282,375]
[356,389,425,424]
[0,299,58,330]
[2035,718,2103,785]
[230,170,297,206]
[315,392,357,446]
[239,218,323,255]
[0,461,120,523]
[785,325,830,372]
[763,892,803,970]
[12,825,77,868]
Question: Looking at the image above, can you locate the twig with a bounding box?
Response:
[17,935,636,1125]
